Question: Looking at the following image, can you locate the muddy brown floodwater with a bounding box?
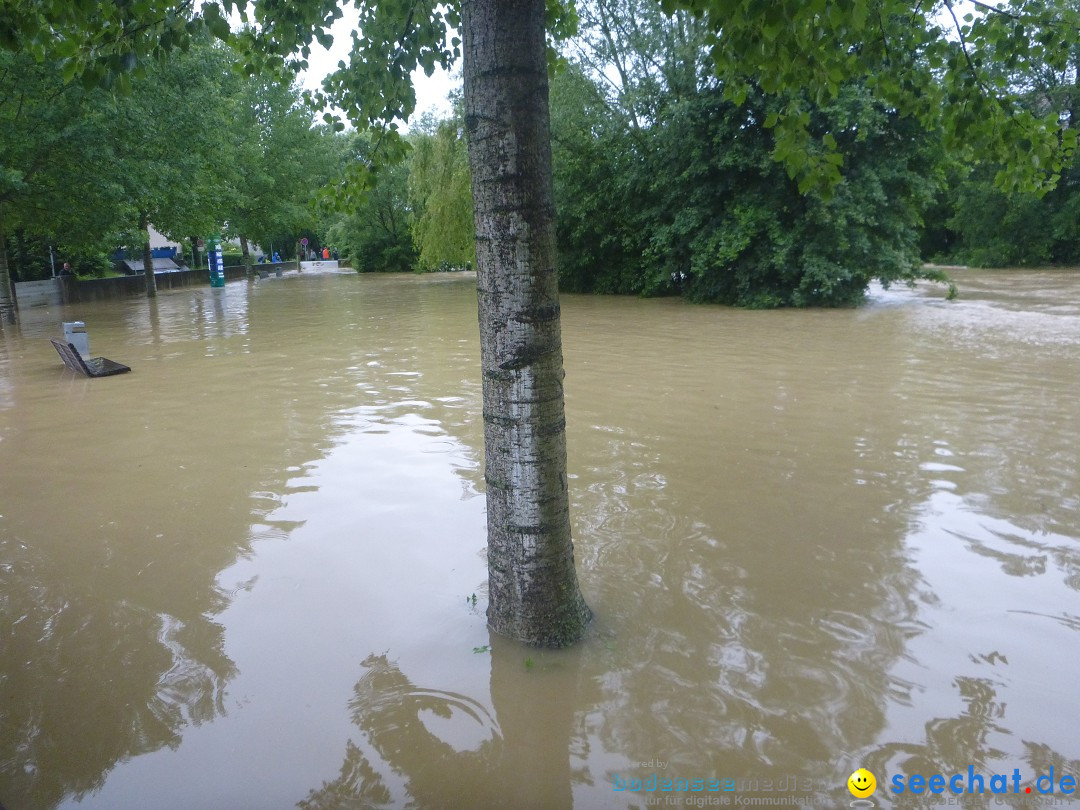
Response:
[0,268,1078,809]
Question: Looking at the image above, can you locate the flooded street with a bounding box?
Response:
[1,268,1078,809]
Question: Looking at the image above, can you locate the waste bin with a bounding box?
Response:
[62,321,89,356]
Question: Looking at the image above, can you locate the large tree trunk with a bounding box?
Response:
[139,212,157,298]
[462,0,590,647]
[0,218,17,325]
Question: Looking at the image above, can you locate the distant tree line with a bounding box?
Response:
[5,0,1080,303]
[337,0,1080,301]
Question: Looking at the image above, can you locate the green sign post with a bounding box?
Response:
[207,234,225,288]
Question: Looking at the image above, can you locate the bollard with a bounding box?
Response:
[62,321,90,356]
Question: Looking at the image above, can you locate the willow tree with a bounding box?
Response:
[408,114,474,272]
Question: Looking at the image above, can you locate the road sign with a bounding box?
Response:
[300,237,309,246]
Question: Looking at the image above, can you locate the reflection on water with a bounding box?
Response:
[0,268,1077,808]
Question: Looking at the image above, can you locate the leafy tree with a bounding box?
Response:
[408,110,475,271]
[461,0,591,645]
[661,0,1078,196]
[105,37,239,295]
[549,63,643,295]
[923,23,1080,267]
[325,134,417,272]
[553,1,941,307]
[224,73,338,262]
[653,86,941,306]
[0,50,125,320]
[934,157,1080,267]
[943,167,1057,266]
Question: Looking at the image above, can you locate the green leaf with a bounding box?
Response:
[206,15,231,42]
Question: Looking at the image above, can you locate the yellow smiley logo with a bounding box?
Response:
[848,768,877,798]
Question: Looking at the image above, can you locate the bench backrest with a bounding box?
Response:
[50,338,91,374]
[49,338,131,377]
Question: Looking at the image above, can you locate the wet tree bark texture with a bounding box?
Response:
[462,0,591,647]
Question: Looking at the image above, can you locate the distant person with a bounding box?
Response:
[59,262,74,277]
[322,247,330,260]
[332,247,339,261]
[272,252,281,263]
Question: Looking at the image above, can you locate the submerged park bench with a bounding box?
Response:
[50,338,131,377]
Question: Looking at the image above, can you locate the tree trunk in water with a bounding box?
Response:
[0,220,17,325]
[139,212,157,298]
[240,235,251,268]
[462,0,591,647]
[190,236,201,271]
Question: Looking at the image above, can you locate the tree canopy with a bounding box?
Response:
[407,109,475,272]
[324,132,417,272]
[4,0,1077,298]
[660,0,1078,195]
[4,0,1075,194]
[551,0,948,306]
[0,29,343,293]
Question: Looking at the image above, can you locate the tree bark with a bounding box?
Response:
[462,0,591,646]
[0,219,17,325]
[139,212,157,298]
